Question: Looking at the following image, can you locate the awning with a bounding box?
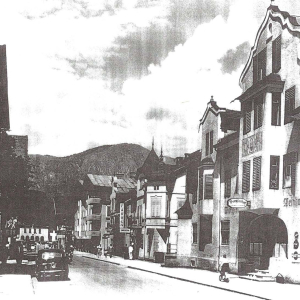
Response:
[243,208,279,216]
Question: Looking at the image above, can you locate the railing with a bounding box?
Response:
[86,198,101,205]
[85,214,101,221]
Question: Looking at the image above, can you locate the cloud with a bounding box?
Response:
[218,41,250,74]
[146,107,172,121]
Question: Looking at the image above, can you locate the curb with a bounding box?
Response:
[81,255,270,300]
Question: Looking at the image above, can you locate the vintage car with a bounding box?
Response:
[35,249,69,281]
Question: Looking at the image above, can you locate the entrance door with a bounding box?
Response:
[248,215,288,270]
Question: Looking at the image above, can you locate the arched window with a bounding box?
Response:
[41,236,44,242]
[35,236,40,242]
[30,236,34,241]
[26,236,29,241]
[21,236,24,240]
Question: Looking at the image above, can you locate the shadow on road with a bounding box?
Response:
[0,262,36,276]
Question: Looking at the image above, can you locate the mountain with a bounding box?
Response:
[28,143,151,227]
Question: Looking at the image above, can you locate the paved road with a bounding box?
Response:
[32,254,256,299]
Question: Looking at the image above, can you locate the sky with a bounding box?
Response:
[1,0,300,158]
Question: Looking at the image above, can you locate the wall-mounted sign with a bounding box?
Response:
[120,228,130,233]
[120,203,124,229]
[292,251,300,260]
[283,198,300,207]
[227,198,249,208]
[242,131,262,157]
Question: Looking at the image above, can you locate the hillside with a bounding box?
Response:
[28,143,150,226]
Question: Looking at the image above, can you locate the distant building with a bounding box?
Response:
[19,226,49,242]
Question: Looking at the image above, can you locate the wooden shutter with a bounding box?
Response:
[252,156,262,191]
[272,35,281,73]
[258,48,266,80]
[271,93,281,126]
[209,131,214,154]
[204,174,213,199]
[284,86,295,124]
[224,170,231,198]
[242,160,251,193]
[283,152,298,195]
[253,54,258,84]
[199,174,203,201]
[243,101,252,135]
[254,96,263,129]
[205,132,209,156]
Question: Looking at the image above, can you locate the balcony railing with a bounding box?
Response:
[86,198,101,205]
[86,230,100,237]
[86,214,101,221]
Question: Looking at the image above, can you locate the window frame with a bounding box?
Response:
[284,86,296,124]
[242,160,251,193]
[272,34,281,73]
[204,174,213,199]
[151,196,161,218]
[243,101,252,135]
[254,95,263,130]
[221,220,230,246]
[271,93,281,126]
[192,223,197,244]
[269,156,280,190]
[224,169,231,198]
[252,156,262,191]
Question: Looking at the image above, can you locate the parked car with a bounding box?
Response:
[35,249,69,281]
[24,241,38,261]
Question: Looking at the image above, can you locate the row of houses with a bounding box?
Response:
[74,4,300,283]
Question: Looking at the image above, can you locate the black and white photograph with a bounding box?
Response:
[0,0,300,299]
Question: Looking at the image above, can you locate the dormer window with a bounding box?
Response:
[272,35,281,73]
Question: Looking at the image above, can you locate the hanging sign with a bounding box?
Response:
[227,198,248,208]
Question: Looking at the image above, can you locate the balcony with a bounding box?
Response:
[86,198,101,205]
[86,230,100,237]
[86,214,101,221]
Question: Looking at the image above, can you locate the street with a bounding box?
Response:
[31,254,255,299]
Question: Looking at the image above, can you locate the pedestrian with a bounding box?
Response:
[108,244,113,258]
[97,244,102,257]
[128,243,133,260]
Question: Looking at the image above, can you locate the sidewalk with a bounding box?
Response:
[76,251,299,300]
[0,274,34,297]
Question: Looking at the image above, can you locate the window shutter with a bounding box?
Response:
[224,170,231,198]
[209,131,214,154]
[258,48,267,80]
[284,86,295,124]
[242,160,251,193]
[199,174,203,201]
[243,101,252,135]
[272,35,281,73]
[205,133,209,156]
[204,174,213,199]
[253,55,258,84]
[252,156,262,191]
[254,96,263,129]
[271,93,281,126]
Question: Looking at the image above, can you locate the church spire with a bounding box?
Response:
[159,146,163,162]
[152,137,154,150]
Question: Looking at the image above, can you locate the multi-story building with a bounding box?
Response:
[19,226,49,242]
[109,174,136,256]
[74,174,111,252]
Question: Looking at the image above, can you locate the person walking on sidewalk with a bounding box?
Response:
[128,243,134,260]
[97,244,102,258]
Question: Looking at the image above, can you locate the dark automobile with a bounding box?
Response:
[35,249,69,281]
[24,241,38,261]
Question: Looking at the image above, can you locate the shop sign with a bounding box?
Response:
[120,203,124,229]
[283,198,300,207]
[120,228,130,233]
[292,251,300,260]
[242,131,262,157]
[227,198,249,208]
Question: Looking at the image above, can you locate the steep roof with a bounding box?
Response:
[240,5,300,87]
[86,174,112,187]
[114,177,136,193]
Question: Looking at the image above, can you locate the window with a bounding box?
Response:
[224,170,231,198]
[34,228,36,234]
[283,152,297,192]
[250,242,263,256]
[209,131,214,154]
[284,86,295,124]
[272,93,281,126]
[205,132,209,156]
[199,174,203,201]
[24,228,26,233]
[199,215,212,251]
[254,96,263,129]
[253,48,267,84]
[253,157,262,191]
[151,196,161,217]
[192,190,197,204]
[243,101,252,135]
[272,35,281,73]
[204,174,213,199]
[221,220,230,245]
[192,223,197,244]
[205,131,214,156]
[154,186,160,190]
[242,160,251,193]
[270,156,280,189]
